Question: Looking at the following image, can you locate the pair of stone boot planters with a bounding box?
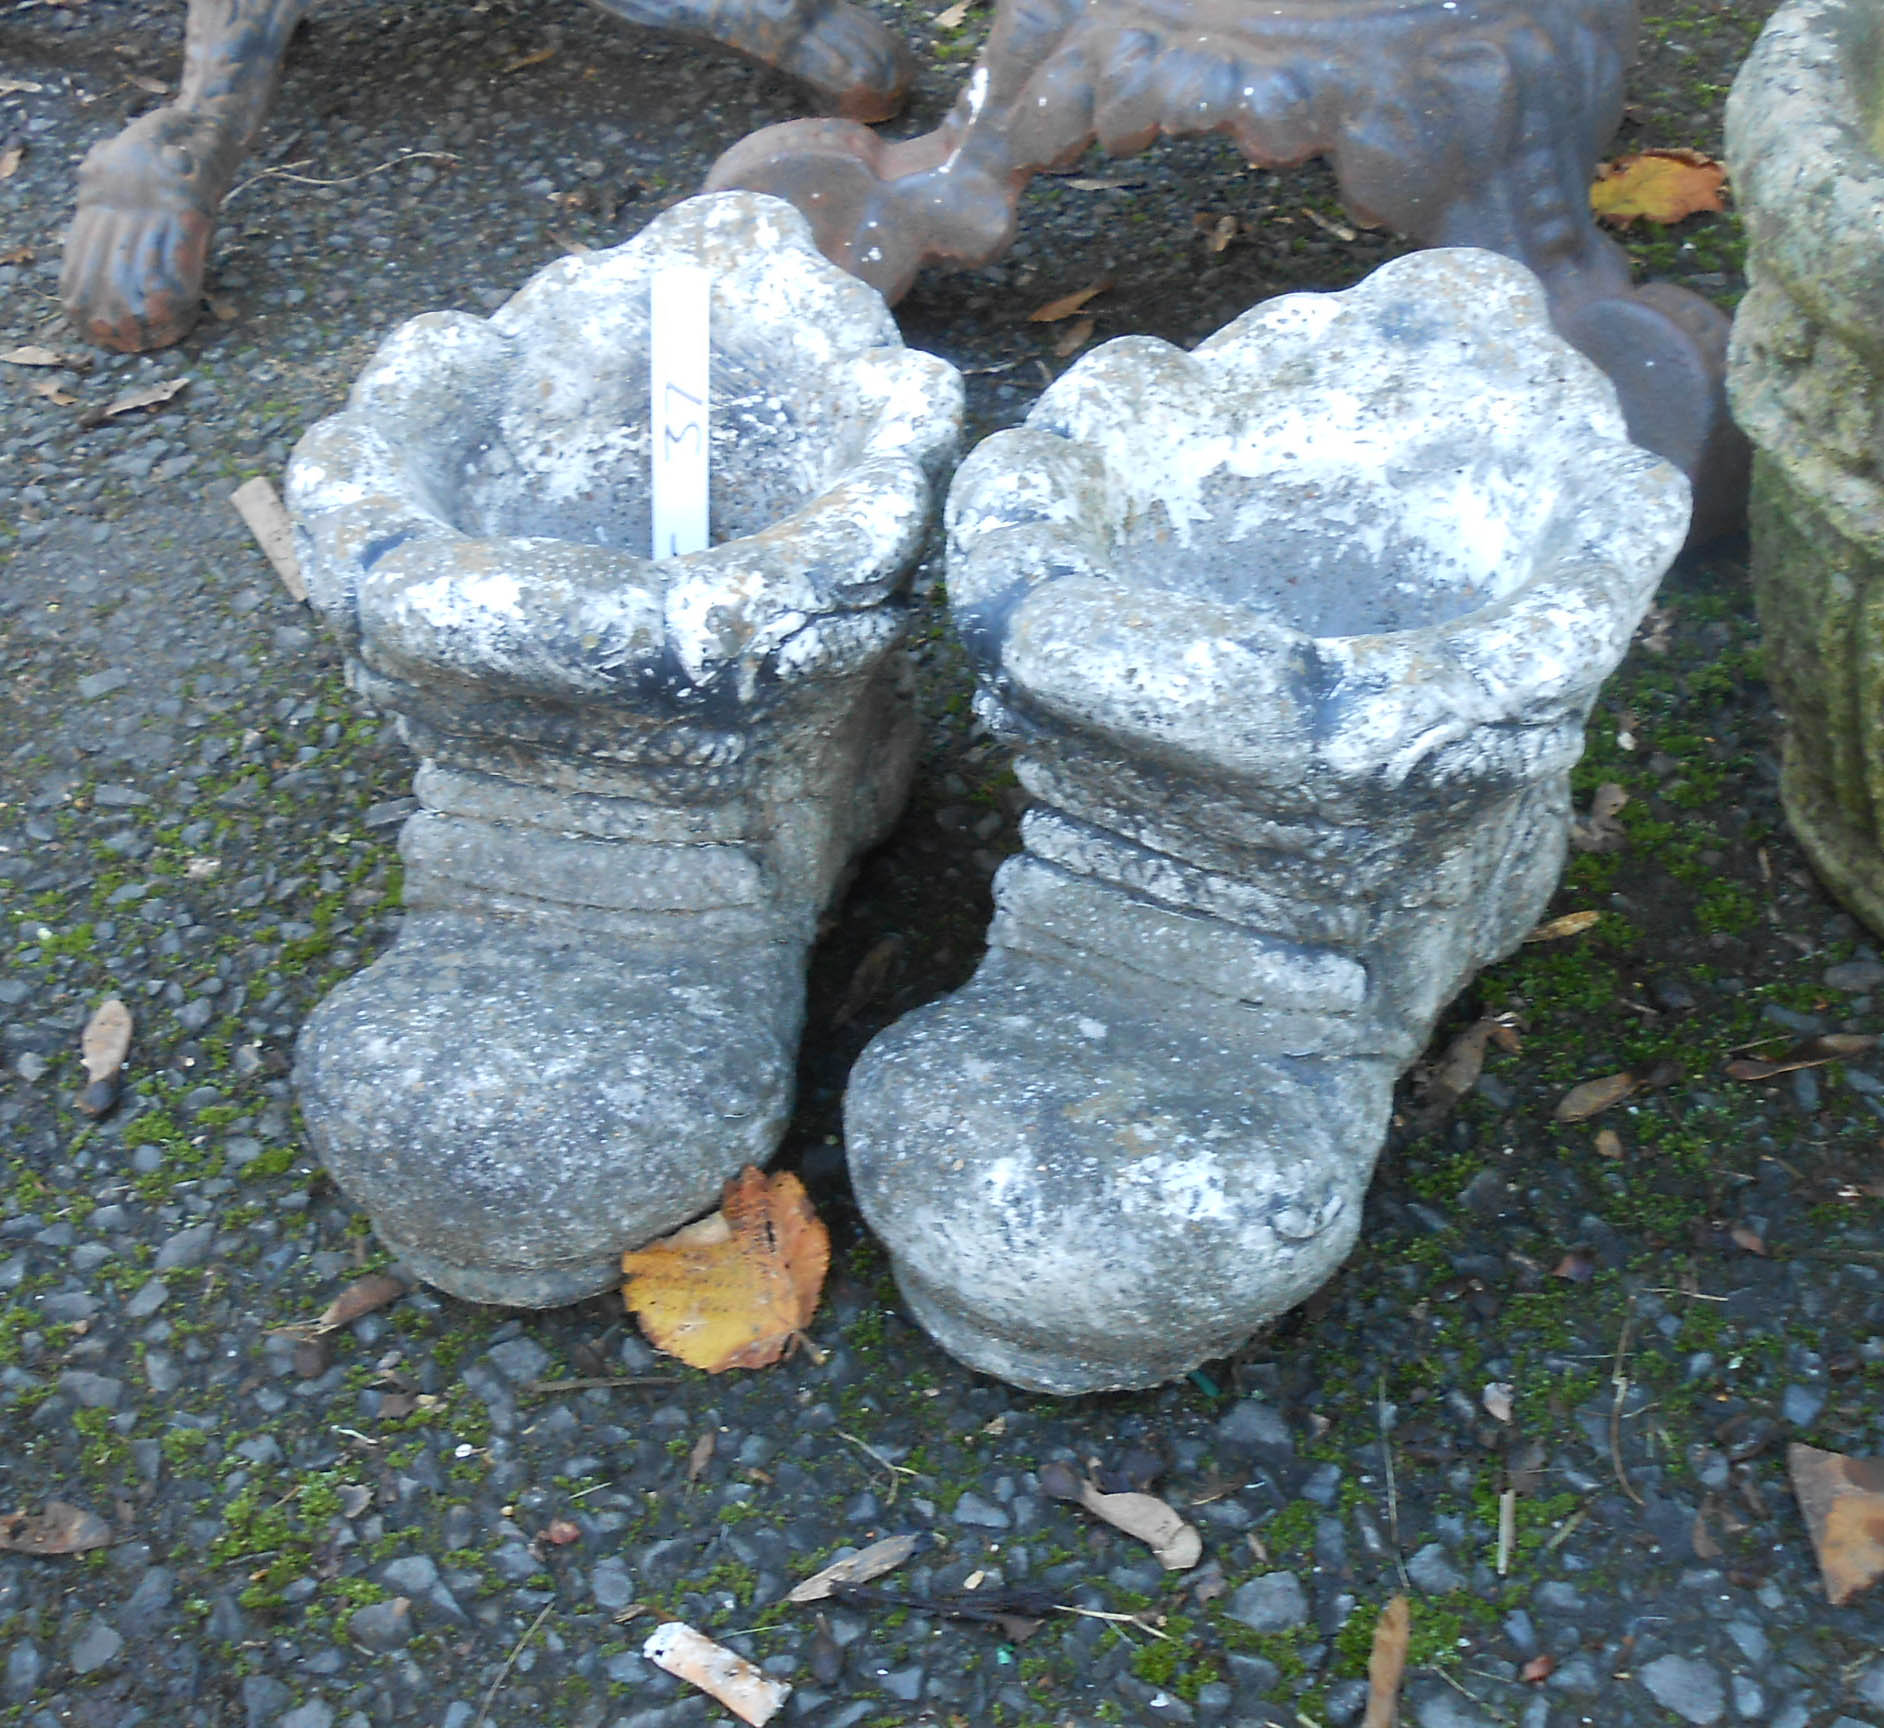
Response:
[1726,0,1884,938]
[287,193,1689,1386]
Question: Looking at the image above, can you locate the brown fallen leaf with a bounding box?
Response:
[933,0,972,25]
[832,933,905,1027]
[1415,1018,1500,1125]
[1520,1653,1556,1684]
[316,1271,407,1333]
[1301,205,1357,241]
[1591,149,1727,226]
[1551,1249,1595,1283]
[4,345,71,368]
[643,1622,790,1725]
[1691,1506,1722,1560]
[1525,909,1602,943]
[1724,1032,1878,1081]
[502,44,558,71]
[1052,316,1095,358]
[81,376,188,428]
[0,244,33,266]
[687,1430,716,1483]
[1361,1594,1409,1728]
[1193,212,1237,253]
[75,996,133,1117]
[28,378,76,406]
[1789,1442,1884,1606]
[0,1501,113,1555]
[127,73,170,95]
[1571,782,1628,852]
[543,1518,582,1546]
[788,1531,924,1604]
[1028,280,1111,323]
[621,1167,829,1374]
[0,144,22,181]
[1554,1071,1636,1122]
[1078,1481,1202,1570]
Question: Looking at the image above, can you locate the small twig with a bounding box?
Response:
[836,1429,918,1504]
[1540,1507,1587,1558]
[1378,1376,1410,1592]
[1495,1487,1516,1578]
[471,1602,553,1728]
[1052,1605,1172,1642]
[522,1375,677,1397]
[1609,1303,1645,1508]
[1434,1666,1517,1726]
[227,149,460,206]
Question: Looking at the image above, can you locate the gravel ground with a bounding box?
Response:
[5,0,1884,1725]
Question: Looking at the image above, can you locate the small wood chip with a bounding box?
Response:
[643,1622,791,1725]
[230,476,307,602]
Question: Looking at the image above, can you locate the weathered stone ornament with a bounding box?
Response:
[706,0,1744,539]
[59,0,915,353]
[1726,0,1884,936]
[285,192,962,1306]
[844,250,1689,1393]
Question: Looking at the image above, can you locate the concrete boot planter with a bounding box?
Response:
[1727,0,1884,934]
[845,250,1689,1393]
[285,192,962,1306]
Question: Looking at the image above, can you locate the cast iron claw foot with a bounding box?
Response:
[707,0,1749,536]
[62,107,233,352]
[61,0,915,354]
[592,0,915,120]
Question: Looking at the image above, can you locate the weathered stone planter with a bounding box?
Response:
[285,192,962,1306]
[845,250,1689,1393]
[1727,0,1884,935]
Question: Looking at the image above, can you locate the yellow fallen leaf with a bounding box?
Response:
[621,1167,829,1373]
[1029,280,1111,323]
[1361,1594,1410,1728]
[1590,149,1726,226]
[1790,1442,1884,1606]
[1525,909,1601,942]
[1553,1071,1637,1122]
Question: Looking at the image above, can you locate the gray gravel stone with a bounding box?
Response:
[1215,1400,1292,1452]
[4,1642,42,1703]
[1640,1653,1726,1725]
[279,1704,337,1728]
[1856,1661,1884,1711]
[155,1221,216,1270]
[1406,1542,1466,1593]
[485,1336,552,1385]
[591,1556,636,1609]
[59,1371,122,1409]
[1225,1572,1307,1633]
[348,1597,413,1650]
[69,1618,123,1673]
[241,1674,293,1728]
[952,1491,1011,1529]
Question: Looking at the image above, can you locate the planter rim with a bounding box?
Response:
[287,191,963,702]
[1725,0,1884,345]
[945,248,1689,784]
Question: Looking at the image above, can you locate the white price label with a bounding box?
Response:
[650,267,711,559]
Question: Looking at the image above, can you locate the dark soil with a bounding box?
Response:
[4,0,1884,1725]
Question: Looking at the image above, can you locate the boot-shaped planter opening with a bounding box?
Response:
[846,249,1688,1393]
[1727,0,1884,935]
[286,192,962,1307]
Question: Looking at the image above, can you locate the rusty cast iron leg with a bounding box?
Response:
[707,0,1745,537]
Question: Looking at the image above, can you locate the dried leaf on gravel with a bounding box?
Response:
[0,79,46,95]
[1194,212,1237,252]
[1723,1032,1877,1081]
[1729,1222,1767,1256]
[543,1518,582,1546]
[1029,280,1110,322]
[316,1271,407,1333]
[4,345,72,367]
[687,1430,716,1482]
[1551,1249,1595,1283]
[933,0,972,25]
[1361,1593,1409,1728]
[0,1502,113,1555]
[1525,910,1601,943]
[1052,316,1095,358]
[832,933,905,1026]
[75,996,133,1116]
[620,1167,829,1374]
[1521,1654,1556,1683]
[1415,1017,1505,1124]
[1570,782,1628,852]
[788,1532,924,1603]
[1553,1071,1636,1122]
[1077,1481,1202,1570]
[1482,1382,1514,1423]
[28,378,76,406]
[501,44,557,71]
[0,144,22,181]
[1789,1442,1884,1605]
[643,1621,791,1725]
[1590,149,1726,225]
[82,376,188,427]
